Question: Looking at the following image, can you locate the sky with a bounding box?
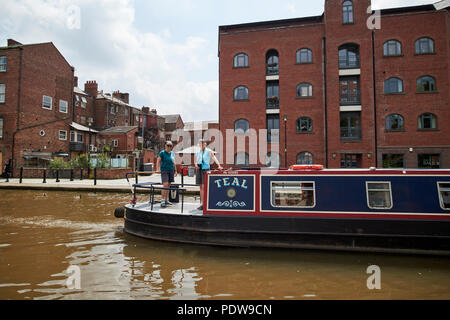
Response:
[0,0,438,122]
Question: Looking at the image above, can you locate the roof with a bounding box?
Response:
[184,121,218,131]
[97,92,131,107]
[73,87,88,96]
[434,0,450,10]
[219,15,323,32]
[99,126,138,135]
[70,122,99,133]
[162,114,182,124]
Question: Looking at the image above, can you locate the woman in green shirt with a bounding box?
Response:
[156,141,177,207]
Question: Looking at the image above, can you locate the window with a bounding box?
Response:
[59,130,67,141]
[342,1,354,24]
[415,37,435,55]
[267,115,280,143]
[266,50,279,75]
[70,131,84,143]
[383,40,402,56]
[265,152,281,168]
[81,97,87,108]
[113,139,119,148]
[296,83,313,98]
[110,105,115,114]
[417,76,436,92]
[42,96,52,110]
[296,117,313,133]
[437,183,450,210]
[0,84,5,103]
[234,152,249,167]
[234,53,249,68]
[339,77,360,104]
[234,119,250,134]
[59,100,68,113]
[341,154,361,168]
[340,112,361,140]
[418,113,437,130]
[0,117,3,139]
[296,48,312,64]
[418,154,440,169]
[271,182,315,208]
[382,154,405,168]
[266,81,279,109]
[384,78,403,94]
[339,44,360,69]
[234,86,249,100]
[0,56,6,72]
[366,182,393,210]
[386,114,404,131]
[297,152,313,165]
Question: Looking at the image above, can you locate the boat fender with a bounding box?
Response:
[114,207,125,219]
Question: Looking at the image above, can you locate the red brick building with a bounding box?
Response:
[0,39,74,173]
[218,0,450,169]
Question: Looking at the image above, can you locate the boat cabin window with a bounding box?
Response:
[271,182,315,208]
[366,182,393,210]
[438,183,450,210]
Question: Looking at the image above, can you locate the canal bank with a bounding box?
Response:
[0,174,200,195]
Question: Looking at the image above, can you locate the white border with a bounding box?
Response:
[207,174,256,212]
[260,174,450,216]
[270,181,316,209]
[437,181,450,211]
[365,181,393,210]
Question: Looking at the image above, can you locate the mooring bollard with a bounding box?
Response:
[19,167,23,184]
[70,169,74,182]
[43,169,47,184]
[56,169,60,183]
[181,167,184,187]
[80,169,83,181]
[135,172,139,185]
[94,168,97,186]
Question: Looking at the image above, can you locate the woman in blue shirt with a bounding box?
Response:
[195,139,222,210]
[156,141,177,207]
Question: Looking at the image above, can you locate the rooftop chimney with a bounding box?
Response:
[142,107,150,114]
[84,80,98,98]
[73,76,79,88]
[113,90,130,104]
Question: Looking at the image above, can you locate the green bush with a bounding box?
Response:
[49,158,70,169]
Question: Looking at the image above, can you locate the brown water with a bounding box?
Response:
[0,190,449,300]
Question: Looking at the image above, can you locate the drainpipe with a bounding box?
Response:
[372,30,378,168]
[11,46,23,174]
[322,37,329,168]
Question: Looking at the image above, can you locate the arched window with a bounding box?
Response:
[265,152,281,168]
[234,86,249,100]
[234,152,249,167]
[417,76,437,92]
[234,53,249,68]
[234,119,250,134]
[383,40,402,56]
[415,37,435,54]
[386,114,404,131]
[296,48,312,64]
[339,43,360,69]
[418,113,437,130]
[342,1,354,24]
[297,152,314,165]
[296,117,313,133]
[266,49,279,75]
[384,77,403,94]
[296,83,313,97]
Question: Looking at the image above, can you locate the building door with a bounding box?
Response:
[0,152,2,175]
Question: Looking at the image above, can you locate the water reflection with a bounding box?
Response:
[0,190,450,300]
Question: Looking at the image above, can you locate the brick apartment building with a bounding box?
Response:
[0,39,75,173]
[218,0,450,169]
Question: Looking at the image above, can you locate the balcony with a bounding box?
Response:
[266,97,280,109]
[340,127,361,141]
[70,142,85,152]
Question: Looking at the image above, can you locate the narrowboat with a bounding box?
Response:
[115,167,450,255]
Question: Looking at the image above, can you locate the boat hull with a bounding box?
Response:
[124,206,450,256]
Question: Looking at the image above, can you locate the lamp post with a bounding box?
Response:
[87,120,92,176]
[283,114,288,168]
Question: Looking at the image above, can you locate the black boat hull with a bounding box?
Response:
[124,207,450,256]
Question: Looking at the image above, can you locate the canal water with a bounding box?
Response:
[0,190,449,300]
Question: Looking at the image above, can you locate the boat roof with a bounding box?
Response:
[212,168,450,175]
